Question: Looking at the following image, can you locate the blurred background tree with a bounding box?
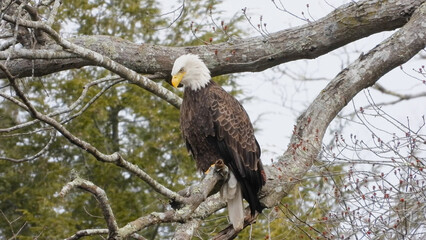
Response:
[0,0,246,239]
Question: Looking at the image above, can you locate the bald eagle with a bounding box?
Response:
[171,54,266,230]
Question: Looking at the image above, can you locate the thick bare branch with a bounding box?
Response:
[0,48,76,59]
[75,163,229,239]
[1,13,182,108]
[172,219,201,240]
[1,0,425,239]
[0,0,422,79]
[260,1,426,209]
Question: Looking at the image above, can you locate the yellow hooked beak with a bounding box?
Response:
[171,71,186,88]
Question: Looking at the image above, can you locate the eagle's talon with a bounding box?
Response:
[204,163,216,174]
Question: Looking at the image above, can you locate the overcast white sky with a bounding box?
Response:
[211,0,426,162]
[155,0,426,163]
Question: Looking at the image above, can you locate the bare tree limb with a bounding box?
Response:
[1,13,182,108]
[172,219,201,240]
[373,82,426,101]
[59,175,119,239]
[212,214,257,240]
[1,0,425,239]
[63,163,229,239]
[0,48,77,59]
[260,0,426,210]
[0,130,56,163]
[0,77,123,134]
[0,0,422,80]
[64,229,109,240]
[0,91,29,111]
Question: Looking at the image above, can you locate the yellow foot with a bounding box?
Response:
[204,163,216,174]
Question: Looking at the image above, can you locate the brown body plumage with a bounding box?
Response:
[171,54,265,229]
[180,80,265,215]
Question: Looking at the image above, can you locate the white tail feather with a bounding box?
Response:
[221,172,244,230]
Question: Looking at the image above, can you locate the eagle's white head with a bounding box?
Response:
[171,54,211,91]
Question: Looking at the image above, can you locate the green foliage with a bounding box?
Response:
[58,0,166,42]
[0,0,246,239]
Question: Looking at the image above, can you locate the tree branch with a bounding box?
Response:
[64,229,109,240]
[0,0,422,79]
[59,171,223,240]
[0,77,123,134]
[1,1,425,239]
[1,14,182,108]
[260,1,426,209]
[172,219,201,240]
[0,130,56,163]
[60,175,119,239]
[73,163,228,239]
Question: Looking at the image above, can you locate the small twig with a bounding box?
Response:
[45,0,61,27]
[0,130,56,163]
[373,83,426,100]
[0,77,122,133]
[0,91,29,111]
[306,4,316,22]
[271,0,309,22]
[8,221,28,240]
[282,204,323,238]
[0,209,27,240]
[153,0,185,31]
[190,21,210,45]
[64,229,109,240]
[241,8,268,39]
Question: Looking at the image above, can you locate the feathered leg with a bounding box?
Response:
[221,172,244,230]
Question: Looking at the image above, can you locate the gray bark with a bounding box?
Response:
[0,0,423,79]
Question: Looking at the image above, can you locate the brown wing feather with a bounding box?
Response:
[207,82,265,215]
[180,81,265,215]
[208,84,259,169]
